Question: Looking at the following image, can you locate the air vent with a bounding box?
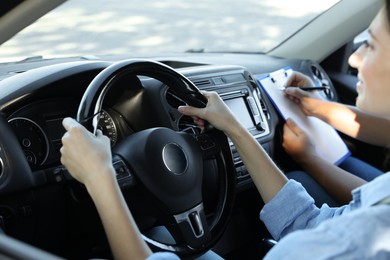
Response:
[311,64,323,82]
[310,64,335,100]
[192,79,212,88]
[166,89,186,109]
[259,99,270,120]
[8,70,26,75]
[165,89,201,133]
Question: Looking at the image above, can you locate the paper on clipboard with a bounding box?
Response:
[257,67,350,165]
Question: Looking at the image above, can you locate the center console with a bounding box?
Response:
[182,65,273,188]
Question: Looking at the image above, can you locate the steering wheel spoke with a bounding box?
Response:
[112,156,137,189]
[194,132,222,159]
[171,203,211,249]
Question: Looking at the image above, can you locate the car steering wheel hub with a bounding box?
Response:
[162,143,188,175]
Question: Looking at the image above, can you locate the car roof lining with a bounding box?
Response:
[269,0,382,62]
[0,0,24,17]
[0,0,66,46]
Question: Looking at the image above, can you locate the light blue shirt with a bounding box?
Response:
[147,252,180,260]
[261,173,390,259]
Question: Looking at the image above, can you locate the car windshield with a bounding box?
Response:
[0,0,340,61]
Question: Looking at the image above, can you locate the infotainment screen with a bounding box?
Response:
[224,98,254,129]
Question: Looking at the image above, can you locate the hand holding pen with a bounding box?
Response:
[283,84,330,116]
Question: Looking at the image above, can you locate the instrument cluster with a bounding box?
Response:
[7,99,120,170]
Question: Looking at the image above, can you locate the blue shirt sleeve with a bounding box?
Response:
[261,174,390,259]
[146,252,180,260]
[263,203,390,259]
[260,180,350,240]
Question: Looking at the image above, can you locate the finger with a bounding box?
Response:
[199,90,214,97]
[284,74,298,87]
[199,90,208,96]
[200,91,221,103]
[283,122,294,139]
[178,105,204,118]
[285,93,301,104]
[284,72,306,87]
[62,117,80,131]
[193,116,206,128]
[96,129,107,141]
[178,107,206,127]
[285,118,304,136]
[198,90,211,102]
[96,129,103,137]
[285,87,310,100]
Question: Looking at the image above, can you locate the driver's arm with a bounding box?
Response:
[60,118,179,260]
[178,91,288,203]
[86,168,153,260]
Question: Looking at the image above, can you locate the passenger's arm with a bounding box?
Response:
[284,71,390,147]
[60,118,152,260]
[313,103,390,147]
[178,92,288,203]
[285,87,390,147]
[294,156,365,203]
[283,118,366,204]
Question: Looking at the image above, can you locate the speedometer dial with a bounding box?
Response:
[97,110,118,147]
[8,117,49,168]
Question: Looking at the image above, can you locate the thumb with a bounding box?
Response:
[62,117,80,131]
[96,129,104,137]
[178,105,204,118]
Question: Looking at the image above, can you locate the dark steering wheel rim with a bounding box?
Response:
[77,59,208,133]
[77,59,236,257]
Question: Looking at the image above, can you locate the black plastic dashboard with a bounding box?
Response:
[0,53,337,193]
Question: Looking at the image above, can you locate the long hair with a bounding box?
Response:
[385,0,390,30]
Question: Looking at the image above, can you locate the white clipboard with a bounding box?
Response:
[257,67,350,165]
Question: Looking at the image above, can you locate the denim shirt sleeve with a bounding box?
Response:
[260,175,390,259]
[146,252,180,260]
[260,180,350,240]
[263,204,390,260]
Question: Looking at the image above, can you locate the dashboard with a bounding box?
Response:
[0,53,339,258]
[0,54,337,192]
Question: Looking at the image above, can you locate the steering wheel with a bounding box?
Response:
[77,59,236,258]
